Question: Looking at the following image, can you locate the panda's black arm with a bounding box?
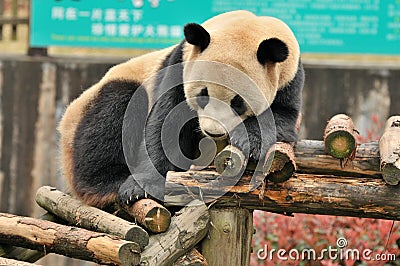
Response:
[229,62,304,162]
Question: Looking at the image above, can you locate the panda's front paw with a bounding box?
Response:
[118,175,147,206]
[229,129,261,161]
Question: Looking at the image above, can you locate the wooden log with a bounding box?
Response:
[295,140,380,177]
[201,208,253,266]
[123,198,171,233]
[0,246,43,263]
[0,213,140,265]
[173,248,208,266]
[0,257,41,266]
[0,213,66,263]
[165,171,400,220]
[264,142,296,183]
[35,186,149,250]
[379,116,400,185]
[214,145,247,177]
[140,200,210,266]
[324,114,357,159]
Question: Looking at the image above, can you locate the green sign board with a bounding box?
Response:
[30,0,400,54]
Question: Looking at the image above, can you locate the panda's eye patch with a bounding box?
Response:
[196,88,209,109]
[230,95,246,116]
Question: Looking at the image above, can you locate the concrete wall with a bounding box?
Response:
[0,55,399,216]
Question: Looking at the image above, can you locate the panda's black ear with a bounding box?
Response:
[257,38,289,64]
[184,23,210,52]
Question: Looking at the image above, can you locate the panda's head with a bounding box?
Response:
[182,10,300,139]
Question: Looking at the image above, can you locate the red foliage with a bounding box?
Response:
[356,114,385,143]
[251,211,400,265]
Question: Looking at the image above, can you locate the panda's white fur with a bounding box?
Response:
[59,10,304,208]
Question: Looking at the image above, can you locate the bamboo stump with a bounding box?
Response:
[124,199,171,233]
[201,208,253,266]
[324,114,357,160]
[379,116,400,185]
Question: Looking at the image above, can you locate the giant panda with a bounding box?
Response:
[59,10,304,209]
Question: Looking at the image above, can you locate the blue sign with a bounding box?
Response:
[30,0,400,54]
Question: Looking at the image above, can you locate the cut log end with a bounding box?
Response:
[324,114,357,159]
[325,131,356,159]
[127,199,172,233]
[144,206,172,233]
[214,145,246,177]
[118,242,141,266]
[264,142,296,183]
[381,164,400,185]
[379,115,400,186]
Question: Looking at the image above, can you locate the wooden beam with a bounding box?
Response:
[201,208,253,266]
[165,170,399,220]
[294,140,380,177]
[0,213,140,265]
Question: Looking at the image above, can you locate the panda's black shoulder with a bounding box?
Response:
[151,40,186,103]
[271,60,304,111]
